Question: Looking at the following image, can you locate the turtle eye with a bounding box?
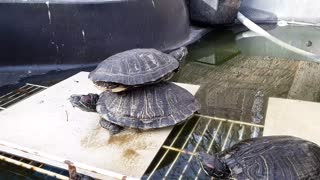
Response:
[79,98,89,108]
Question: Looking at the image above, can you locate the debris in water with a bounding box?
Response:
[306,40,312,47]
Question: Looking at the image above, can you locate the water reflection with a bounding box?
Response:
[151,25,320,179]
[235,25,320,61]
[186,30,240,65]
[172,26,320,125]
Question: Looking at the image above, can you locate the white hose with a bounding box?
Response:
[237,12,320,62]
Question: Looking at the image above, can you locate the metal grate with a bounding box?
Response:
[0,83,264,180]
[0,83,47,110]
[144,114,264,179]
[0,151,69,179]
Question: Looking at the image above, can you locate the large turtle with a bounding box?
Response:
[89,47,188,92]
[69,82,200,135]
[198,136,320,179]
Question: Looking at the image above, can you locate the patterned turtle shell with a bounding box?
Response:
[89,48,180,86]
[96,82,200,129]
[201,136,320,179]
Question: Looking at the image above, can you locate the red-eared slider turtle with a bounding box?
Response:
[69,82,200,135]
[198,136,320,179]
[89,47,188,92]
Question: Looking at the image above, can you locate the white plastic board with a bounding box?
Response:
[264,97,320,145]
[0,72,200,179]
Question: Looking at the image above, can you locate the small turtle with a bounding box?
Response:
[89,47,188,92]
[69,82,199,135]
[198,136,320,179]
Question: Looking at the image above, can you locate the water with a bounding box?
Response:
[1,25,320,179]
[0,160,60,180]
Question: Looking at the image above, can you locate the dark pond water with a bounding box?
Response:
[1,24,320,179]
[145,25,320,179]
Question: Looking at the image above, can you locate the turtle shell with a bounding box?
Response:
[96,82,200,129]
[221,136,320,179]
[89,49,179,86]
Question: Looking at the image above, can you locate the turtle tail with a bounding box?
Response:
[169,46,188,63]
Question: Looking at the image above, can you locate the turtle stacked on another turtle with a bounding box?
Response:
[88,47,188,92]
[69,47,200,135]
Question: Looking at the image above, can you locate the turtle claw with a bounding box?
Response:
[99,119,124,135]
[169,46,188,63]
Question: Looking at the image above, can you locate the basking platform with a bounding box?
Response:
[264,97,320,145]
[0,72,200,179]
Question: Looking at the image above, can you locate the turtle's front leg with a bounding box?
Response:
[99,119,124,135]
[69,93,99,112]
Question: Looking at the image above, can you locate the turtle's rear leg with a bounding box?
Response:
[69,93,99,112]
[99,119,124,135]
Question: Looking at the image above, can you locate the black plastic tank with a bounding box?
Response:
[0,0,205,66]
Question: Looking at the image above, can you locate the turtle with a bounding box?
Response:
[198,136,320,180]
[69,82,200,135]
[88,47,188,92]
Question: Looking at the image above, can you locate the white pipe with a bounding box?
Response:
[237,12,320,63]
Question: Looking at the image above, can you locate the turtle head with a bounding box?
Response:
[93,81,128,93]
[69,94,99,112]
[169,46,188,63]
[197,152,231,179]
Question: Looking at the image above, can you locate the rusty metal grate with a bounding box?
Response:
[0,83,264,180]
[0,83,47,110]
[0,151,69,179]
